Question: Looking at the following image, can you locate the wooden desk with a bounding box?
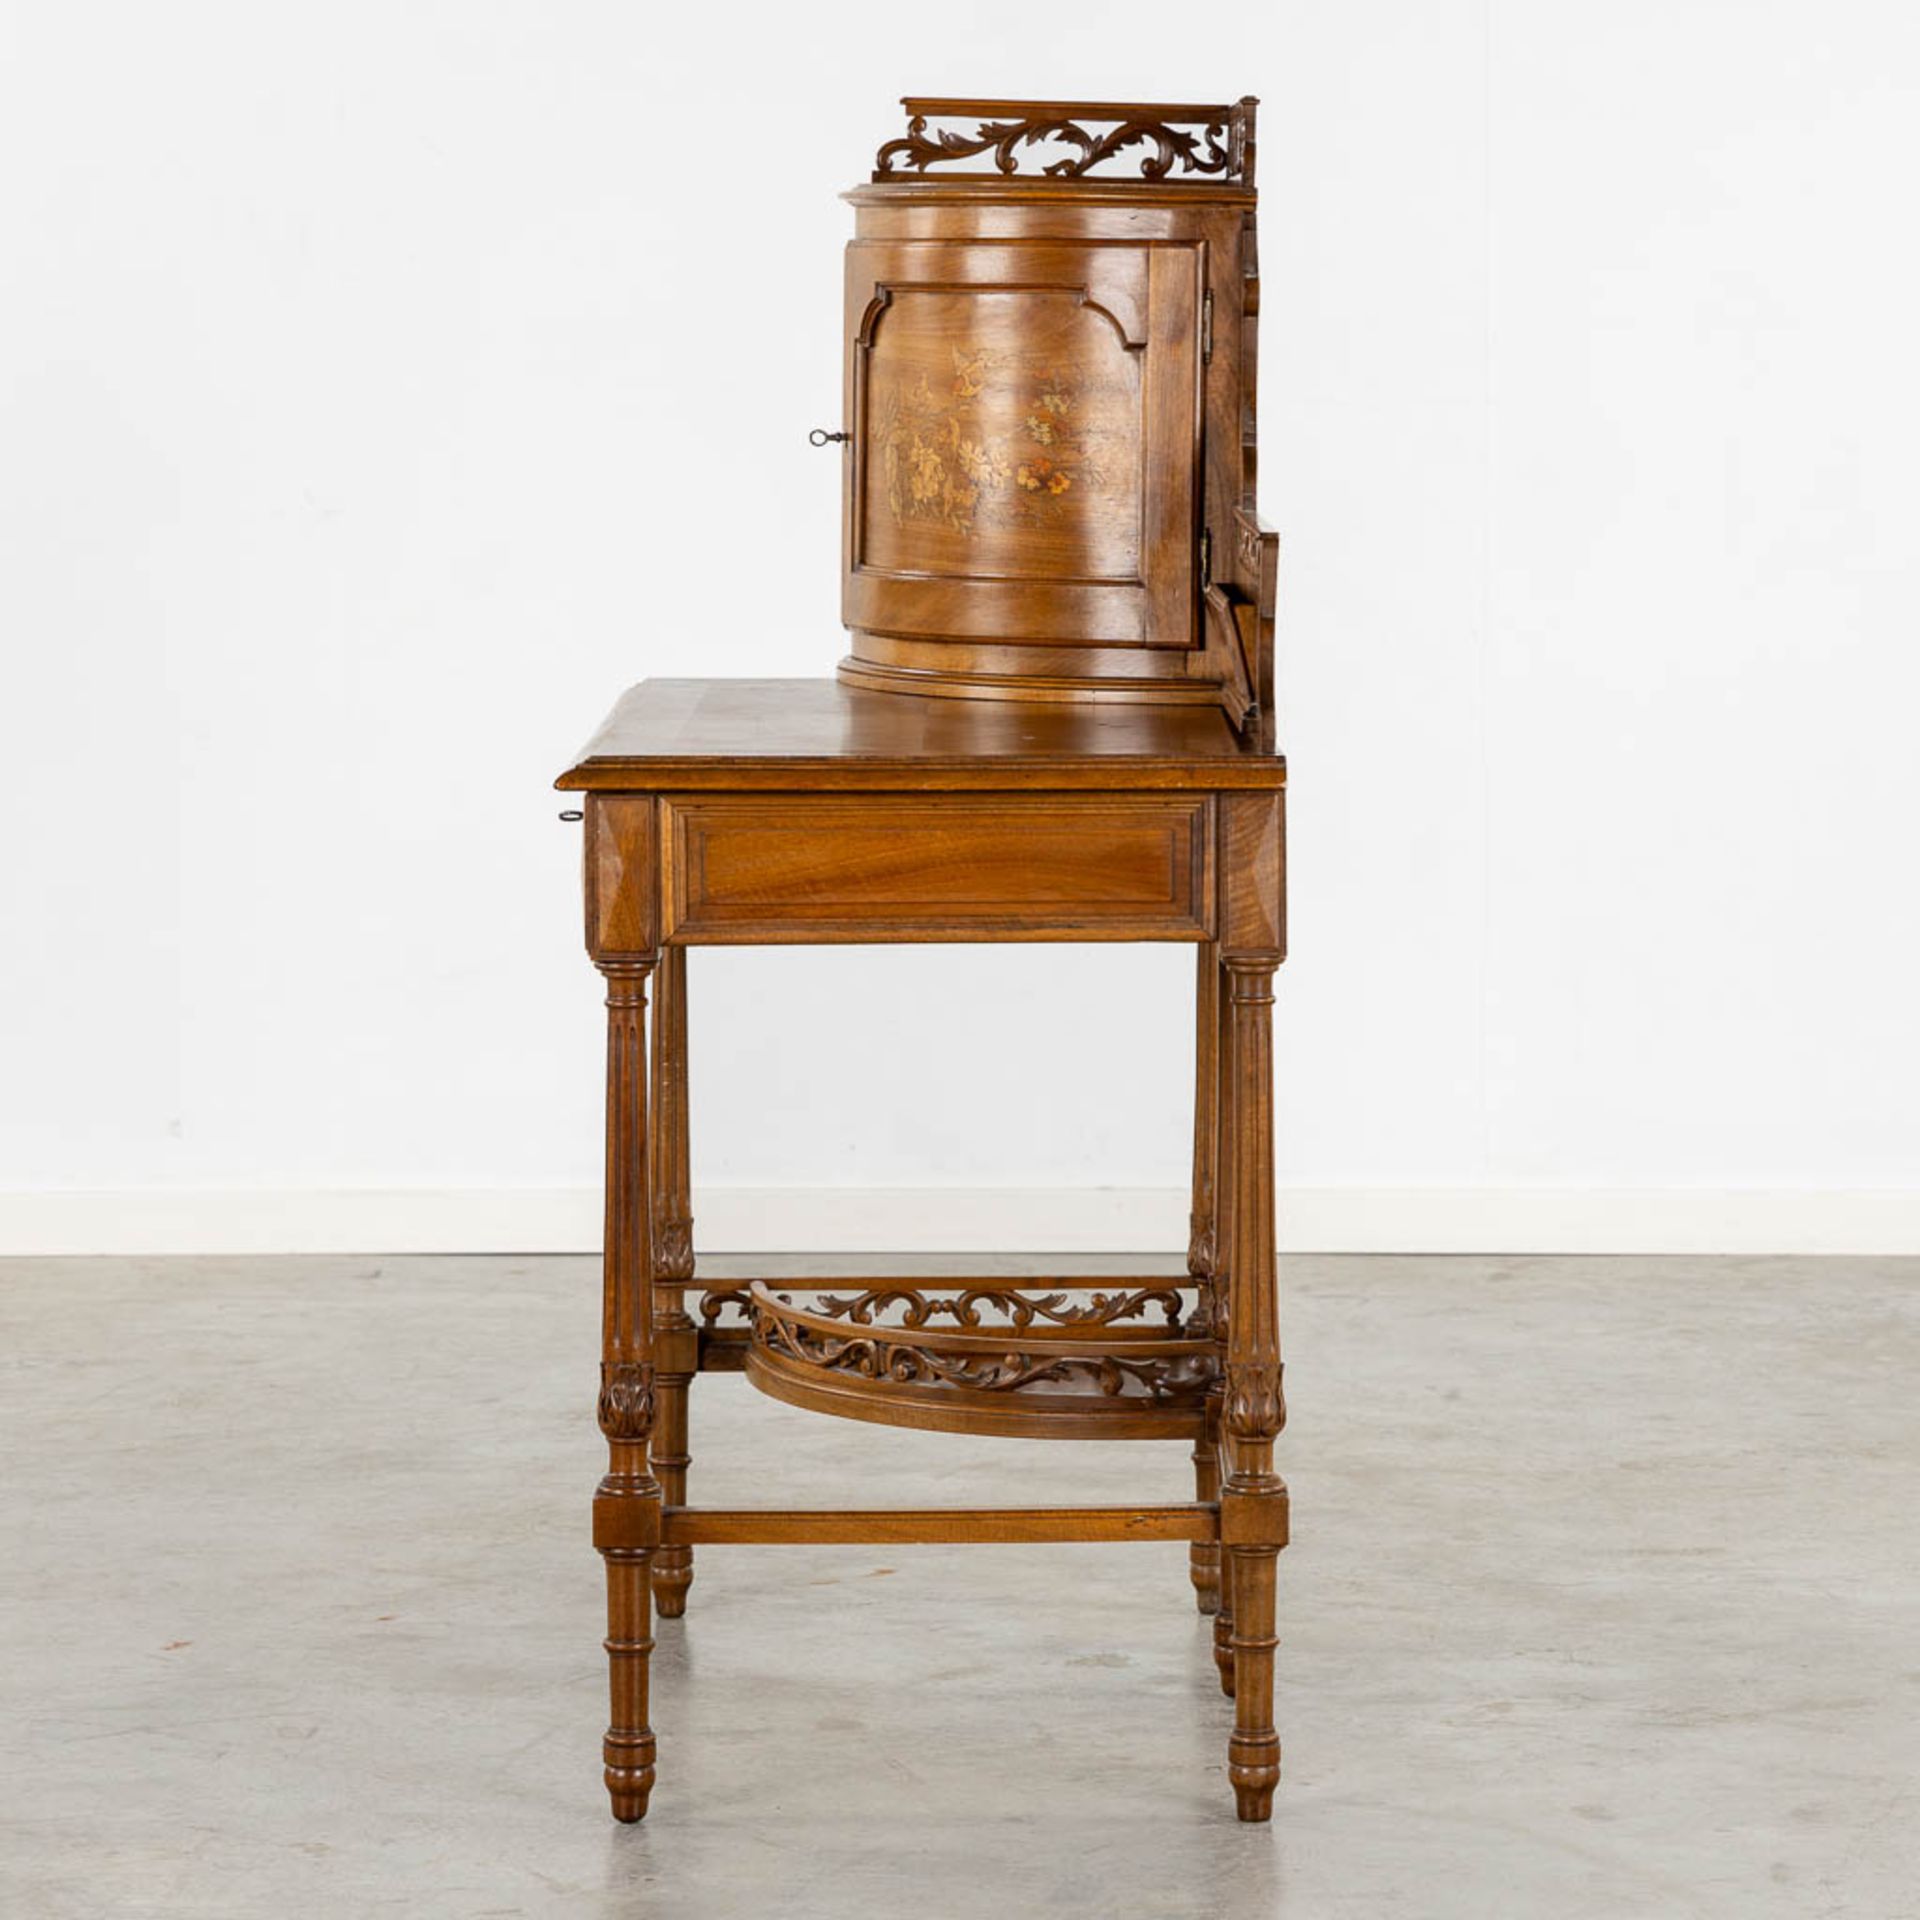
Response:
[557,676,1288,1822]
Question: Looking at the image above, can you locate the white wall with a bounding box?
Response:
[4,2,1917,1253]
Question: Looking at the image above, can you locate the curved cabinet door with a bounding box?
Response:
[842,239,1202,652]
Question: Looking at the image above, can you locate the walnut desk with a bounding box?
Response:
[556,674,1288,1822]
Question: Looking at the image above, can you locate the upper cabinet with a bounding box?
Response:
[831,99,1276,739]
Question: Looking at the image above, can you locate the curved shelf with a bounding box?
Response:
[741,1282,1218,1441]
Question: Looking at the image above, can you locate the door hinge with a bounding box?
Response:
[1200,527,1212,591]
[1202,288,1214,364]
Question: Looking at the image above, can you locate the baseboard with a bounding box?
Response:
[0,1185,1915,1257]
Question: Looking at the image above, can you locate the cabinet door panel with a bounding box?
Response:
[843,240,1200,651]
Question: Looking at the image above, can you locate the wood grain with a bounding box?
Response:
[558,679,1284,792]
[665,1506,1217,1546]
[660,793,1211,943]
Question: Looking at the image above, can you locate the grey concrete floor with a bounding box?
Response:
[1,1253,1916,1920]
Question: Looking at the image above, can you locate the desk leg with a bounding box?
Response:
[1211,1390,1237,1696]
[596,958,662,1823]
[1211,947,1239,1693]
[651,946,696,1619]
[1186,943,1223,1616]
[1221,952,1285,1823]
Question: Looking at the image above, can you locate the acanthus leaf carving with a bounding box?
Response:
[653,1215,694,1282]
[1225,1362,1286,1442]
[597,1361,656,1441]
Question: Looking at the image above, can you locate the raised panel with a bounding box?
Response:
[844,240,1200,653]
[662,795,1212,944]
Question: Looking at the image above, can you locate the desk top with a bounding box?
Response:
[556,680,1285,793]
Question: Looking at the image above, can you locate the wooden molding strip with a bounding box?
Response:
[664,1504,1217,1546]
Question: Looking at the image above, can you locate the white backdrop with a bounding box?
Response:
[4,2,1917,1253]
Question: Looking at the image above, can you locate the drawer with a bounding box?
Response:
[661,794,1212,943]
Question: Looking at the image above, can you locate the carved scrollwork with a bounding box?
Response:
[753,1291,1217,1405]
[813,1286,1186,1330]
[696,1287,754,1326]
[597,1361,656,1441]
[873,100,1254,185]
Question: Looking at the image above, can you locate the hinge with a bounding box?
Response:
[1200,527,1212,591]
[1201,288,1213,364]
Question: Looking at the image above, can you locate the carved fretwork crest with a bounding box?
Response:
[874,97,1257,186]
[813,1285,1186,1330]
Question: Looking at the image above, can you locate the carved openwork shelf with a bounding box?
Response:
[741,1282,1218,1440]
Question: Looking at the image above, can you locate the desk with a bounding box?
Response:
[557,676,1288,1821]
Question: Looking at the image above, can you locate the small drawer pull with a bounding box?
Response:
[808,428,850,446]
[557,810,584,822]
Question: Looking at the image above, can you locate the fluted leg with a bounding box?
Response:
[1187,944,1223,1614]
[1209,947,1238,1688]
[1188,944,1220,1284]
[1221,949,1286,1822]
[650,946,696,1619]
[596,959,663,1822]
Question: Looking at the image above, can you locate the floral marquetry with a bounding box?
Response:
[871,339,1123,548]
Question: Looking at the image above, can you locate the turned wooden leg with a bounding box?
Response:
[1226,1533,1281,1822]
[600,1535,656,1822]
[1189,1424,1222,1616]
[595,957,664,1822]
[1221,944,1287,1823]
[1211,1396,1237,1696]
[1209,944,1239,1689]
[1186,944,1223,1615]
[649,1366,692,1620]
[650,946,696,1620]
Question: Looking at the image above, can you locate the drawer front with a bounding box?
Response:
[662,795,1212,943]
